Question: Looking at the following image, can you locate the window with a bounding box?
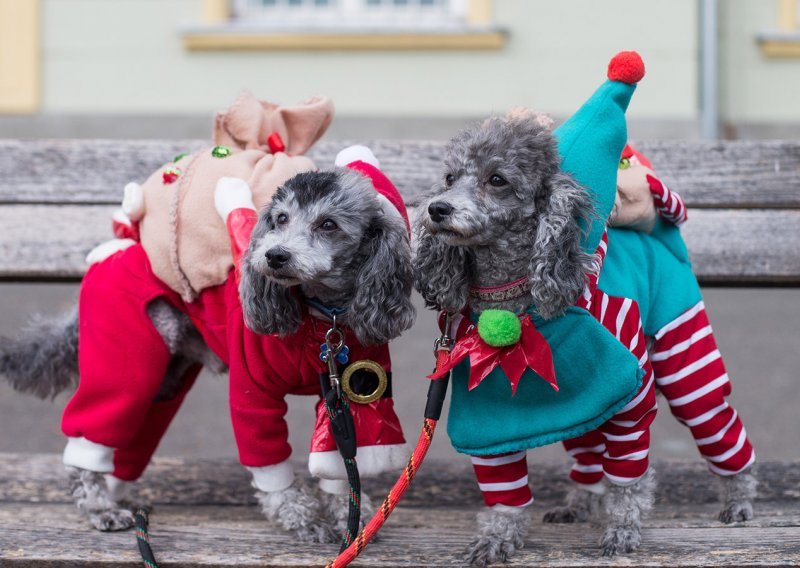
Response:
[758,0,800,57]
[231,0,469,29]
[185,0,505,50]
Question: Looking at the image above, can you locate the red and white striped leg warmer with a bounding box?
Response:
[562,430,605,486]
[650,301,755,475]
[594,294,658,485]
[565,291,658,488]
[471,451,534,508]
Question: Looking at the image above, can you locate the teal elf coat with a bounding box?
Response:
[445,52,703,456]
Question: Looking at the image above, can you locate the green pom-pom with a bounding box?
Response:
[477,310,522,347]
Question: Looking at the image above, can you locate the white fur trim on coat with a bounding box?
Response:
[214,177,256,222]
[247,461,295,493]
[104,474,131,501]
[576,480,607,495]
[122,182,145,221]
[335,145,380,169]
[86,238,137,265]
[309,443,409,480]
[63,437,115,473]
[318,478,349,495]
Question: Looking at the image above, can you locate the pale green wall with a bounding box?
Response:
[41,0,699,121]
[720,0,800,124]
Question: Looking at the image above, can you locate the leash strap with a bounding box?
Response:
[320,314,362,552]
[135,509,159,568]
[325,315,454,567]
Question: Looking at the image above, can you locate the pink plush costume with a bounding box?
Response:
[62,158,408,493]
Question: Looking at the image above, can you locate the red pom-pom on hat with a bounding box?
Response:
[607,51,645,84]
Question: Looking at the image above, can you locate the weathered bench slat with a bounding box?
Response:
[2,455,799,508]
[1,140,798,209]
[2,205,798,284]
[2,502,799,567]
[1,454,799,567]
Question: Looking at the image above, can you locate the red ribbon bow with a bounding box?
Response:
[428,314,558,395]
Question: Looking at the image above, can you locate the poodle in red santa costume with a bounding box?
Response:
[1,139,416,542]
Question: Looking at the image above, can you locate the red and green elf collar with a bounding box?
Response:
[428,309,557,395]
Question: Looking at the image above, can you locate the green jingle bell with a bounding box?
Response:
[211,145,232,158]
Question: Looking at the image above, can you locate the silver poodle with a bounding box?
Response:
[413,113,656,564]
[0,166,415,543]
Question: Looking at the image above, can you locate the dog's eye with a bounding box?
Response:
[320,219,338,231]
[488,174,507,187]
[445,174,455,187]
[275,213,289,225]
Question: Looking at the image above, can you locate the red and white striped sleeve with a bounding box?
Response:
[646,174,687,226]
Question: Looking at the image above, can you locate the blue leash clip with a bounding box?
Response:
[320,343,349,365]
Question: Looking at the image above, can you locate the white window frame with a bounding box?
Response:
[231,0,470,29]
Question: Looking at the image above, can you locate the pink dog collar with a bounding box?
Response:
[469,276,532,303]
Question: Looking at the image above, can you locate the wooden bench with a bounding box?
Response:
[1,139,799,566]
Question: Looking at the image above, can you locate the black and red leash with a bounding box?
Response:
[325,315,453,567]
[319,314,363,552]
[134,509,159,568]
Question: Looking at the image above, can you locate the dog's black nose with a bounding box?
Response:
[428,201,453,223]
[266,247,291,269]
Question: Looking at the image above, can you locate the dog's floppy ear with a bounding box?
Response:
[528,171,596,319]
[346,214,415,345]
[412,215,473,314]
[239,211,302,336]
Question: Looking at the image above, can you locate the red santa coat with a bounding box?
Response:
[63,170,408,485]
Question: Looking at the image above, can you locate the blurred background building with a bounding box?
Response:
[2,0,800,140]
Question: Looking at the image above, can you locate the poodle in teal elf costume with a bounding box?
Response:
[416,52,754,565]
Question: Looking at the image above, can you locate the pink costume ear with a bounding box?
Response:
[213,90,267,150]
[273,95,335,155]
[213,91,334,154]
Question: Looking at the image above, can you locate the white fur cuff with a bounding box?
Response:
[309,443,409,480]
[318,478,349,495]
[214,177,256,222]
[576,481,607,495]
[122,182,145,221]
[86,238,137,265]
[492,501,534,512]
[247,461,295,493]
[63,437,115,473]
[335,145,380,169]
[104,474,131,501]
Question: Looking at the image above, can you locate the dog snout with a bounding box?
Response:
[265,247,291,269]
[428,201,453,223]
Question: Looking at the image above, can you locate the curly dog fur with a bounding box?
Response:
[413,113,655,564]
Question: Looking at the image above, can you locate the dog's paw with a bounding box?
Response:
[256,484,338,544]
[89,507,135,532]
[542,506,579,524]
[465,534,521,567]
[717,471,756,524]
[718,500,753,524]
[466,506,528,566]
[600,525,641,557]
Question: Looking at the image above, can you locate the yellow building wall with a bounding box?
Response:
[0,0,39,113]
